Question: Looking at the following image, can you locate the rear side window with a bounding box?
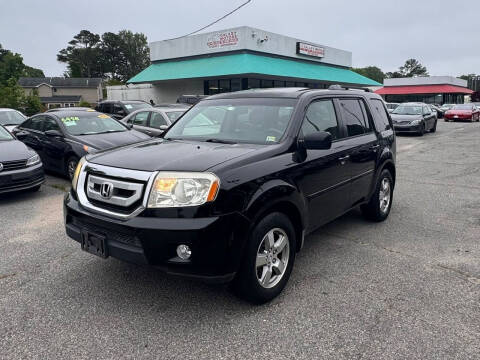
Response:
[370,99,392,132]
[102,103,113,113]
[302,100,340,140]
[339,99,371,137]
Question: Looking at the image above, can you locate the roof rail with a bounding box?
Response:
[328,84,371,92]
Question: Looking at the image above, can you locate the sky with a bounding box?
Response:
[1,0,479,77]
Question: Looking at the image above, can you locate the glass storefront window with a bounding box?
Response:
[218,79,230,93]
[261,79,273,88]
[231,78,242,92]
[274,80,285,87]
[248,78,260,89]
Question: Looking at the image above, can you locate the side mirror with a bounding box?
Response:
[159,125,168,131]
[126,123,133,129]
[45,129,62,137]
[301,131,332,150]
[14,130,28,139]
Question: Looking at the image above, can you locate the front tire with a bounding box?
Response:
[430,120,437,133]
[66,156,79,180]
[233,212,296,304]
[361,170,393,222]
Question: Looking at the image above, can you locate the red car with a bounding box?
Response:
[444,104,480,122]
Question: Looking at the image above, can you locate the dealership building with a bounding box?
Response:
[107,26,379,102]
[375,76,473,104]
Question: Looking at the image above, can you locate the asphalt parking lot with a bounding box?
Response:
[1,120,479,359]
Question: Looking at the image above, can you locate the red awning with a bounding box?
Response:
[375,85,473,95]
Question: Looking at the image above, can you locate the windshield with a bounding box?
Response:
[124,103,152,112]
[165,111,186,122]
[164,98,297,145]
[0,126,14,140]
[0,110,26,126]
[392,105,422,115]
[59,113,127,135]
[452,105,473,110]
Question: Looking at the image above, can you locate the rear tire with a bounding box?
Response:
[66,156,79,180]
[233,212,296,304]
[361,170,393,222]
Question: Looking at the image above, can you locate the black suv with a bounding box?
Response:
[65,87,396,303]
[95,100,152,120]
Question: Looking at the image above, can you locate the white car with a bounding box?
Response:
[0,108,27,132]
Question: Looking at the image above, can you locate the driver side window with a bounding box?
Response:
[302,100,340,140]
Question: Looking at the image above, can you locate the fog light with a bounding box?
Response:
[176,245,191,260]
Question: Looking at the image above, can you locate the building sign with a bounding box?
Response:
[207,31,239,48]
[296,42,325,58]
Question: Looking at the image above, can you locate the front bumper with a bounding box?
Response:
[0,163,44,194]
[64,192,251,283]
[393,123,422,133]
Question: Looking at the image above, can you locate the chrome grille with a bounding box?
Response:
[86,175,144,207]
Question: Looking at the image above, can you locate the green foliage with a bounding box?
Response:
[351,66,385,84]
[78,100,92,108]
[0,78,43,115]
[23,89,44,116]
[386,59,429,78]
[58,29,150,82]
[0,44,45,86]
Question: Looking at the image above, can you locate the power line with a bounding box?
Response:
[166,0,252,41]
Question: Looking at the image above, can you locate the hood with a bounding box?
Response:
[390,114,422,122]
[87,139,261,172]
[74,130,150,150]
[0,139,35,162]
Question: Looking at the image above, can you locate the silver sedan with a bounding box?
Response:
[120,106,189,137]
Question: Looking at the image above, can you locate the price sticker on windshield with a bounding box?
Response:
[61,116,80,126]
[266,136,276,142]
[97,114,111,119]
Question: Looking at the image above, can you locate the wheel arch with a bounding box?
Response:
[245,181,307,253]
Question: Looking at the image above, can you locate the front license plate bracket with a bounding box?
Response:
[81,230,108,258]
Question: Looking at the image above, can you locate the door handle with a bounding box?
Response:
[338,155,350,164]
[370,144,380,151]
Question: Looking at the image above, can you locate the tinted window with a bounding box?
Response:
[24,116,44,131]
[302,100,340,140]
[339,99,370,137]
[43,117,61,132]
[150,112,168,128]
[133,111,149,126]
[370,99,392,132]
[101,103,113,113]
[113,104,124,114]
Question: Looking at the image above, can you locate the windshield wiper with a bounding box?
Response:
[204,138,237,144]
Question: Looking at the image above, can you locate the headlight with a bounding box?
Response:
[83,145,97,153]
[411,119,422,125]
[72,157,86,191]
[147,172,220,208]
[26,154,41,167]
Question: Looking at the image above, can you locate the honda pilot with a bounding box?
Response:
[64,87,396,303]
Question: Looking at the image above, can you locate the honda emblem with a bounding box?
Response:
[100,182,114,199]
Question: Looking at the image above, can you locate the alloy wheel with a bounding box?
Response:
[379,178,391,214]
[255,228,290,289]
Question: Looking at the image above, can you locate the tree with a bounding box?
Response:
[0,44,45,85]
[58,29,150,82]
[23,89,44,115]
[386,59,429,78]
[57,30,103,78]
[351,66,385,84]
[0,78,43,115]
